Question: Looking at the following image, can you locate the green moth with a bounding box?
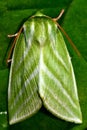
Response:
[8,11,82,125]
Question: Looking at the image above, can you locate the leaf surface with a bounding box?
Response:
[0,0,87,129]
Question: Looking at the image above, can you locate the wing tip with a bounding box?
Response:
[42,100,82,124]
[9,102,42,125]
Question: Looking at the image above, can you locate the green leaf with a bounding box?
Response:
[0,0,87,129]
[0,69,9,129]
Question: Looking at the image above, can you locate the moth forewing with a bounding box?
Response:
[8,26,42,125]
[8,11,82,125]
[39,26,82,123]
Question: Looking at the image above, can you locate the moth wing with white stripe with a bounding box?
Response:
[8,12,82,125]
[8,28,42,125]
[38,19,82,123]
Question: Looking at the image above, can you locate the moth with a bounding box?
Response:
[7,10,82,125]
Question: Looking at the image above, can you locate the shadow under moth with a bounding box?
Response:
[7,10,82,125]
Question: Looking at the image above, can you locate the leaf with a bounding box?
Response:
[0,69,9,129]
[0,0,87,129]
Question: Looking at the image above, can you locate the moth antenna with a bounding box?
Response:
[57,23,81,57]
[7,27,23,65]
[53,9,65,21]
[52,9,81,57]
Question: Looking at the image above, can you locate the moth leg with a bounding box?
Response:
[7,34,18,63]
[7,27,23,64]
[7,59,12,63]
[8,33,18,38]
